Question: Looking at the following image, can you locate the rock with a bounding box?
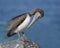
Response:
[0,35,40,48]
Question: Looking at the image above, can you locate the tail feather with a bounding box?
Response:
[7,30,16,37]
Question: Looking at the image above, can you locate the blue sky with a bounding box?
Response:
[0,0,60,48]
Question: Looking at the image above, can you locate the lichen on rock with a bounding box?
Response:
[0,35,40,48]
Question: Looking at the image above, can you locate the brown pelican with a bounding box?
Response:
[7,8,44,38]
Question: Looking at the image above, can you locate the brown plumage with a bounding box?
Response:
[7,13,28,37]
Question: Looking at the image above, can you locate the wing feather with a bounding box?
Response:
[8,13,27,32]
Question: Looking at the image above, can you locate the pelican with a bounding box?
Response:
[7,8,44,38]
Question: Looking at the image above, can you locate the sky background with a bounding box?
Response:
[0,0,60,48]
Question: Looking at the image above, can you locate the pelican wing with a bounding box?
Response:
[8,13,27,33]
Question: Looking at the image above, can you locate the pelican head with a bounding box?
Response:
[30,8,44,17]
[28,8,44,28]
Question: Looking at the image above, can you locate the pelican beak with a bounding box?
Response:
[27,12,43,28]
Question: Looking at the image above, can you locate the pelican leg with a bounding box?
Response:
[18,32,20,39]
[22,32,25,37]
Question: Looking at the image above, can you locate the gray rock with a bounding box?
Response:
[0,36,40,48]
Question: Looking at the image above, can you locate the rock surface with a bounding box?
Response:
[0,36,40,48]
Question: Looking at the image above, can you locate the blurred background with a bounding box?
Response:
[0,0,60,48]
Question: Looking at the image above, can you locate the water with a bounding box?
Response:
[0,0,60,48]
